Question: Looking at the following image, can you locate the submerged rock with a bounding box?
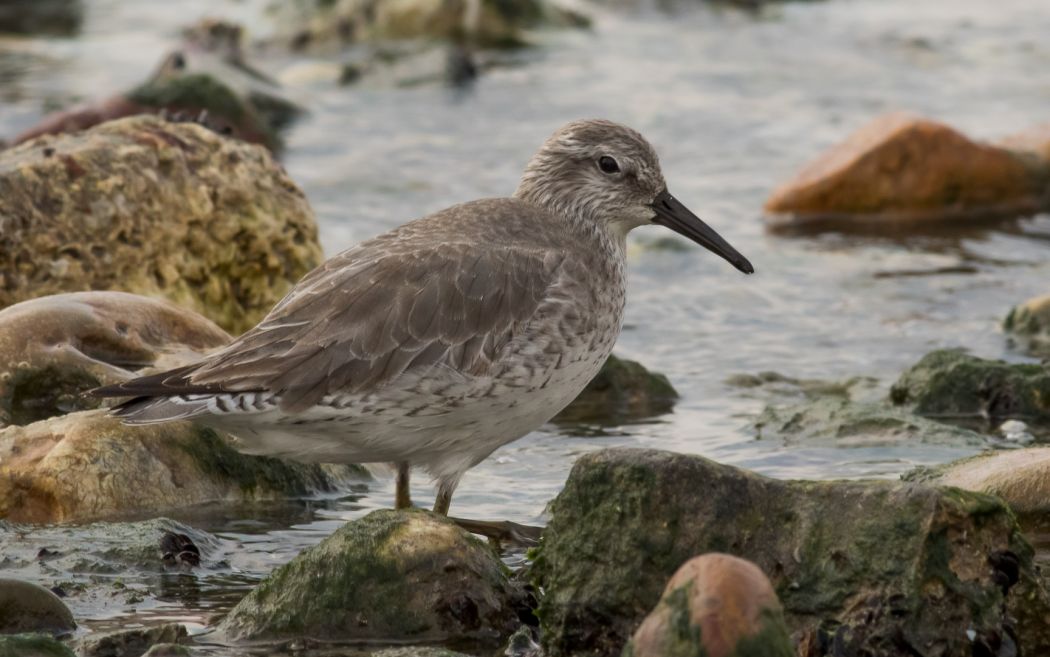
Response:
[76,624,186,657]
[0,0,82,36]
[624,554,793,657]
[764,113,1050,232]
[0,634,75,657]
[0,115,322,334]
[1005,293,1050,356]
[10,47,295,152]
[555,354,678,429]
[0,292,230,428]
[533,448,1050,657]
[890,349,1050,423]
[0,410,364,523]
[270,0,589,52]
[741,371,986,447]
[221,509,519,644]
[0,579,75,636]
[755,396,987,446]
[905,447,1050,516]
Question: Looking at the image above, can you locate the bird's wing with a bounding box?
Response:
[96,240,568,413]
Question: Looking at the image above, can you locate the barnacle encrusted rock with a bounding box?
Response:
[0,115,322,334]
[533,448,1050,657]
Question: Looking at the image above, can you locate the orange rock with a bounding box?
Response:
[764,113,1049,231]
[626,553,793,657]
[998,123,1050,163]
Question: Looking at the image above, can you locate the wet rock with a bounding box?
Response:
[889,349,1050,424]
[755,395,987,446]
[221,509,519,644]
[998,123,1050,164]
[140,646,189,657]
[10,48,296,152]
[624,554,793,657]
[554,354,678,429]
[0,634,75,657]
[0,0,82,36]
[370,649,472,657]
[1005,293,1050,356]
[0,115,322,335]
[0,410,365,523]
[905,447,1050,515]
[532,448,1050,657]
[270,0,590,52]
[740,371,987,447]
[75,624,186,657]
[0,579,75,636]
[0,292,230,428]
[764,113,1050,232]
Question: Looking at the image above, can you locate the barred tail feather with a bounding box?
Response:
[109,395,215,425]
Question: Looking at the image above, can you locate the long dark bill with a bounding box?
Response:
[651,189,755,274]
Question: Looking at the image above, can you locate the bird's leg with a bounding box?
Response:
[432,475,461,516]
[395,461,412,510]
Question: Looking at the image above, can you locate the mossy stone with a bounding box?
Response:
[532,448,1050,657]
[554,354,678,428]
[0,634,75,657]
[221,509,519,645]
[889,349,1050,421]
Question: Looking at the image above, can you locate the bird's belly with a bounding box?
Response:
[210,341,612,472]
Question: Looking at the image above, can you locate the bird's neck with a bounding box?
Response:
[513,185,627,260]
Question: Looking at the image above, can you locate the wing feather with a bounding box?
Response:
[100,241,567,413]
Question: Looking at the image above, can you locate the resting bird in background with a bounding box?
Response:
[93,119,754,516]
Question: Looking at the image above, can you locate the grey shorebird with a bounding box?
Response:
[93,119,753,517]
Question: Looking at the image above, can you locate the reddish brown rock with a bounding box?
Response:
[625,553,793,657]
[0,292,230,427]
[764,113,1050,231]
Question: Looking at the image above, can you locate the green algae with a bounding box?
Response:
[890,348,1050,421]
[0,634,75,657]
[221,509,518,644]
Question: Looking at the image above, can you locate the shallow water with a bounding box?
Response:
[1,0,1050,648]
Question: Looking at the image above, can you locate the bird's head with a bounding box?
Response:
[516,119,754,274]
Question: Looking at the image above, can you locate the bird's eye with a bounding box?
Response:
[598,156,620,175]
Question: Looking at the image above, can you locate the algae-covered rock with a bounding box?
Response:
[755,395,987,447]
[140,646,190,657]
[0,1,82,36]
[764,113,1050,232]
[624,554,793,657]
[890,349,1050,423]
[555,354,678,429]
[271,0,589,51]
[221,509,519,644]
[0,634,75,657]
[10,49,293,152]
[533,448,1050,657]
[0,579,75,636]
[740,371,986,447]
[0,292,230,428]
[0,410,365,523]
[904,447,1050,516]
[0,115,322,334]
[1005,293,1050,356]
[371,649,473,657]
[76,624,186,657]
